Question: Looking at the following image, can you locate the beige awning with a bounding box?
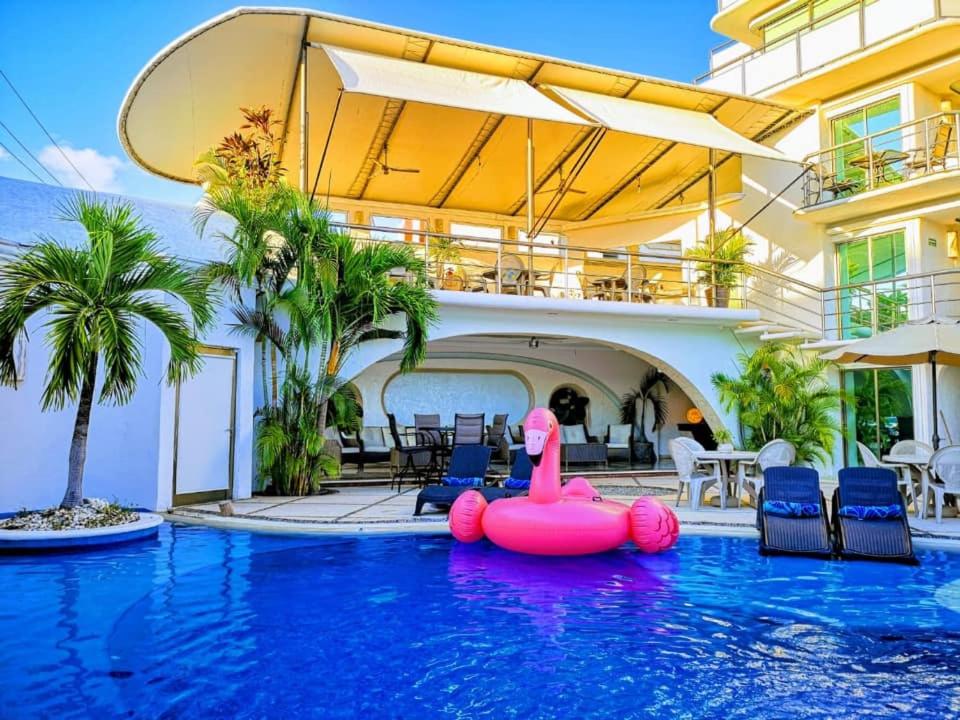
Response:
[544,85,795,162]
[118,7,806,222]
[821,316,960,366]
[321,45,591,125]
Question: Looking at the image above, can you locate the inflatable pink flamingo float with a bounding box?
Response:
[450,408,679,556]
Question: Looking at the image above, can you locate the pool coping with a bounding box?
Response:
[0,513,164,551]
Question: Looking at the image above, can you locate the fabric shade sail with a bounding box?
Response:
[320,45,591,125]
[543,85,795,163]
[119,8,804,222]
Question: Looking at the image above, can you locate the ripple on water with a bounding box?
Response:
[0,527,958,719]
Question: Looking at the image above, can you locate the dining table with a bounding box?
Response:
[849,149,909,185]
[883,452,936,519]
[694,449,759,509]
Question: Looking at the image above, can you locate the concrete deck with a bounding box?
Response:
[168,475,960,545]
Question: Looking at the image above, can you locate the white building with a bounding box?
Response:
[2,4,958,512]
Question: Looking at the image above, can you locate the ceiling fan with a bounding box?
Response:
[373,144,420,176]
[536,163,586,195]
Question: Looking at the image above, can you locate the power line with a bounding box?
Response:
[0,138,48,185]
[0,118,62,186]
[0,68,95,191]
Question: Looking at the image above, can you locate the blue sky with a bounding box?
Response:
[0,1,722,205]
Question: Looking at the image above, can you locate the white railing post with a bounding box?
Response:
[866,135,875,190]
[858,0,866,50]
[930,274,938,316]
[925,116,932,175]
[495,238,502,294]
[626,253,633,303]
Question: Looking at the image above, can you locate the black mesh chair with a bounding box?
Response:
[414,413,443,446]
[486,414,508,452]
[757,466,832,558]
[832,467,916,564]
[415,445,502,515]
[453,413,485,446]
[388,413,438,491]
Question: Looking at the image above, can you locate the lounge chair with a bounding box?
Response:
[605,423,633,463]
[503,447,533,490]
[757,466,832,558]
[414,445,494,515]
[485,413,508,453]
[560,424,608,470]
[831,467,916,564]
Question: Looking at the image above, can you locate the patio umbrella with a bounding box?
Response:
[821,315,960,449]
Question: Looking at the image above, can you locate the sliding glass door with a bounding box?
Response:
[841,367,914,466]
[836,230,907,339]
[831,96,901,191]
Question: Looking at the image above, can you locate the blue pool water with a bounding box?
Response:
[2,525,960,719]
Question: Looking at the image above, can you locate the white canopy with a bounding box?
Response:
[320,45,591,126]
[544,85,795,163]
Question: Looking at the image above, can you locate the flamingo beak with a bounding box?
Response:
[524,429,547,467]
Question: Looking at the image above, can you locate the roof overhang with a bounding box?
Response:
[118,6,804,223]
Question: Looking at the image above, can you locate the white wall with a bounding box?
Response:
[0,292,255,513]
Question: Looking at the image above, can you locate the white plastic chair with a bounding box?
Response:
[926,446,960,523]
[889,440,934,460]
[736,439,795,502]
[857,441,916,509]
[669,438,723,511]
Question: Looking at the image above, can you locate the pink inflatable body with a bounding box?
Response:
[449,408,679,556]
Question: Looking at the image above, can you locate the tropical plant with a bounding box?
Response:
[619,368,670,439]
[428,237,462,280]
[684,228,752,307]
[0,196,213,508]
[711,343,842,465]
[712,428,733,446]
[194,106,285,196]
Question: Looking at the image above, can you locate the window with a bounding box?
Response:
[831,96,902,189]
[449,222,502,249]
[327,210,348,226]
[370,215,425,243]
[519,231,562,256]
[836,230,907,339]
[841,367,914,466]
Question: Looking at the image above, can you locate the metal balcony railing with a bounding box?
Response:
[332,222,960,345]
[801,112,960,207]
[698,0,956,95]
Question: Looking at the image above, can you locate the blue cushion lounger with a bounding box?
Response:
[416,445,513,516]
[503,447,533,490]
[757,466,832,558]
[831,467,917,565]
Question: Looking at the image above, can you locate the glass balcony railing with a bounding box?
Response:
[698,0,957,95]
[801,112,960,207]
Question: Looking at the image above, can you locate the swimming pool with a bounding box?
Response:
[2,524,959,719]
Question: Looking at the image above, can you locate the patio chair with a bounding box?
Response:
[605,424,633,463]
[560,424,608,470]
[856,441,916,510]
[453,413,485,446]
[388,414,437,490]
[925,445,960,524]
[889,440,934,459]
[757,466,832,559]
[499,253,526,295]
[618,264,646,302]
[831,467,916,564]
[500,425,525,463]
[486,413,508,453]
[907,118,953,175]
[736,439,796,503]
[503,447,533,490]
[414,445,496,515]
[669,438,723,511]
[324,426,362,472]
[414,413,443,446]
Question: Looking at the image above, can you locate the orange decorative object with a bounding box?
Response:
[686,408,703,424]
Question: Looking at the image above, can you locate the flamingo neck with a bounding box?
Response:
[529,432,561,504]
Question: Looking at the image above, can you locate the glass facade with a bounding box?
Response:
[830,96,902,190]
[841,367,914,466]
[836,229,907,339]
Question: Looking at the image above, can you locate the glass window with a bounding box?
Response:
[836,230,907,339]
[519,231,562,256]
[370,215,425,243]
[449,222,502,249]
[842,367,914,466]
[831,96,902,189]
[327,210,348,226]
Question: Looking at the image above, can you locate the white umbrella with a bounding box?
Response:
[822,316,960,449]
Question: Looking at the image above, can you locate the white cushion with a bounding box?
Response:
[608,424,632,445]
[360,427,385,446]
[561,425,587,444]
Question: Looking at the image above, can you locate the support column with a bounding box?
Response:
[526,119,535,296]
[299,44,309,192]
[707,148,717,241]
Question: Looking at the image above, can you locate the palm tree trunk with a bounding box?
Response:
[259,340,269,406]
[62,354,97,509]
[270,345,279,408]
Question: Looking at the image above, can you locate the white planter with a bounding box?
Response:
[0,513,163,552]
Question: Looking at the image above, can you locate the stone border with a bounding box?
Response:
[0,513,164,552]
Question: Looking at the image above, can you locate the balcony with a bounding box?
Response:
[798,112,960,221]
[699,0,960,104]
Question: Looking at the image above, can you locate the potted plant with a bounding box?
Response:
[712,428,734,452]
[619,369,670,464]
[429,237,462,285]
[684,228,752,308]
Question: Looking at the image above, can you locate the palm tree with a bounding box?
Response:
[0,196,213,508]
[619,368,670,461]
[711,343,842,465]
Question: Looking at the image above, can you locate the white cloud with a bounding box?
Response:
[37,145,125,193]
[0,145,8,161]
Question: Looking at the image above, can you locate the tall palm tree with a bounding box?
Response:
[0,196,213,508]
